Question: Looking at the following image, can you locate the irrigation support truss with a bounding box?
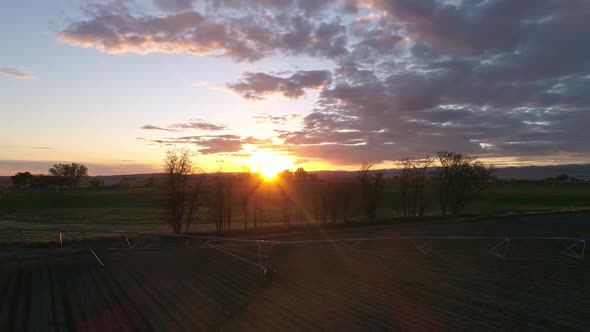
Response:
[1,228,587,280]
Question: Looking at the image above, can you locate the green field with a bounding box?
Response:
[468,182,590,213]
[0,182,589,234]
[0,188,166,232]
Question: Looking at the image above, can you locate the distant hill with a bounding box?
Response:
[492,164,590,180]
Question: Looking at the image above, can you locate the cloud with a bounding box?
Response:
[31,146,59,150]
[0,145,59,150]
[141,119,226,132]
[227,70,331,100]
[269,1,590,165]
[140,125,177,132]
[0,67,34,79]
[58,3,349,61]
[147,134,269,154]
[58,10,265,60]
[153,0,196,12]
[171,120,226,131]
[62,0,590,165]
[252,113,302,125]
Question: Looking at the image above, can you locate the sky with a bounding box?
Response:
[1,0,589,175]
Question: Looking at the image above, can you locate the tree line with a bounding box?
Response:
[11,163,88,188]
[162,149,495,234]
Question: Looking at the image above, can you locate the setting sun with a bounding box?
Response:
[250,150,294,180]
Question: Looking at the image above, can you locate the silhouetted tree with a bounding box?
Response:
[31,174,69,188]
[278,170,294,225]
[252,186,262,228]
[435,152,495,215]
[294,167,308,182]
[555,174,570,182]
[162,148,202,234]
[316,177,355,224]
[398,157,433,217]
[11,172,33,187]
[212,171,234,232]
[184,174,205,233]
[293,168,307,222]
[237,169,262,230]
[357,163,384,221]
[49,163,88,186]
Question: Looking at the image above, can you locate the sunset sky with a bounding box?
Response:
[1,0,589,175]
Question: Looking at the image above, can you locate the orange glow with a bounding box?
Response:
[250,150,294,180]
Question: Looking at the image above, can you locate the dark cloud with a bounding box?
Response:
[271,0,590,165]
[227,70,331,100]
[0,67,34,79]
[153,0,196,12]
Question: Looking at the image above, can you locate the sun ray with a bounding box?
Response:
[250,150,294,180]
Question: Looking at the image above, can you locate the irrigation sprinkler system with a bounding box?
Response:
[489,239,510,259]
[1,228,587,281]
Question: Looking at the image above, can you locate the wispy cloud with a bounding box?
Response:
[252,113,302,125]
[146,134,270,154]
[0,145,59,150]
[0,67,34,79]
[31,146,58,150]
[140,120,226,132]
[171,120,226,131]
[140,125,177,132]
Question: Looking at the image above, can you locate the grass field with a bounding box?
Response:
[1,182,588,234]
[0,188,167,233]
[468,182,590,213]
[1,211,589,331]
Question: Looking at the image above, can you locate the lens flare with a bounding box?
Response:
[250,150,294,179]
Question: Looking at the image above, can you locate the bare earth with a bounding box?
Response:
[1,211,590,331]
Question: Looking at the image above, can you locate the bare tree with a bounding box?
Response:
[357,163,384,221]
[293,167,308,222]
[237,169,262,230]
[435,152,495,215]
[184,174,205,233]
[212,171,234,232]
[252,188,261,228]
[316,177,355,224]
[278,170,294,225]
[397,157,433,217]
[162,148,202,234]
